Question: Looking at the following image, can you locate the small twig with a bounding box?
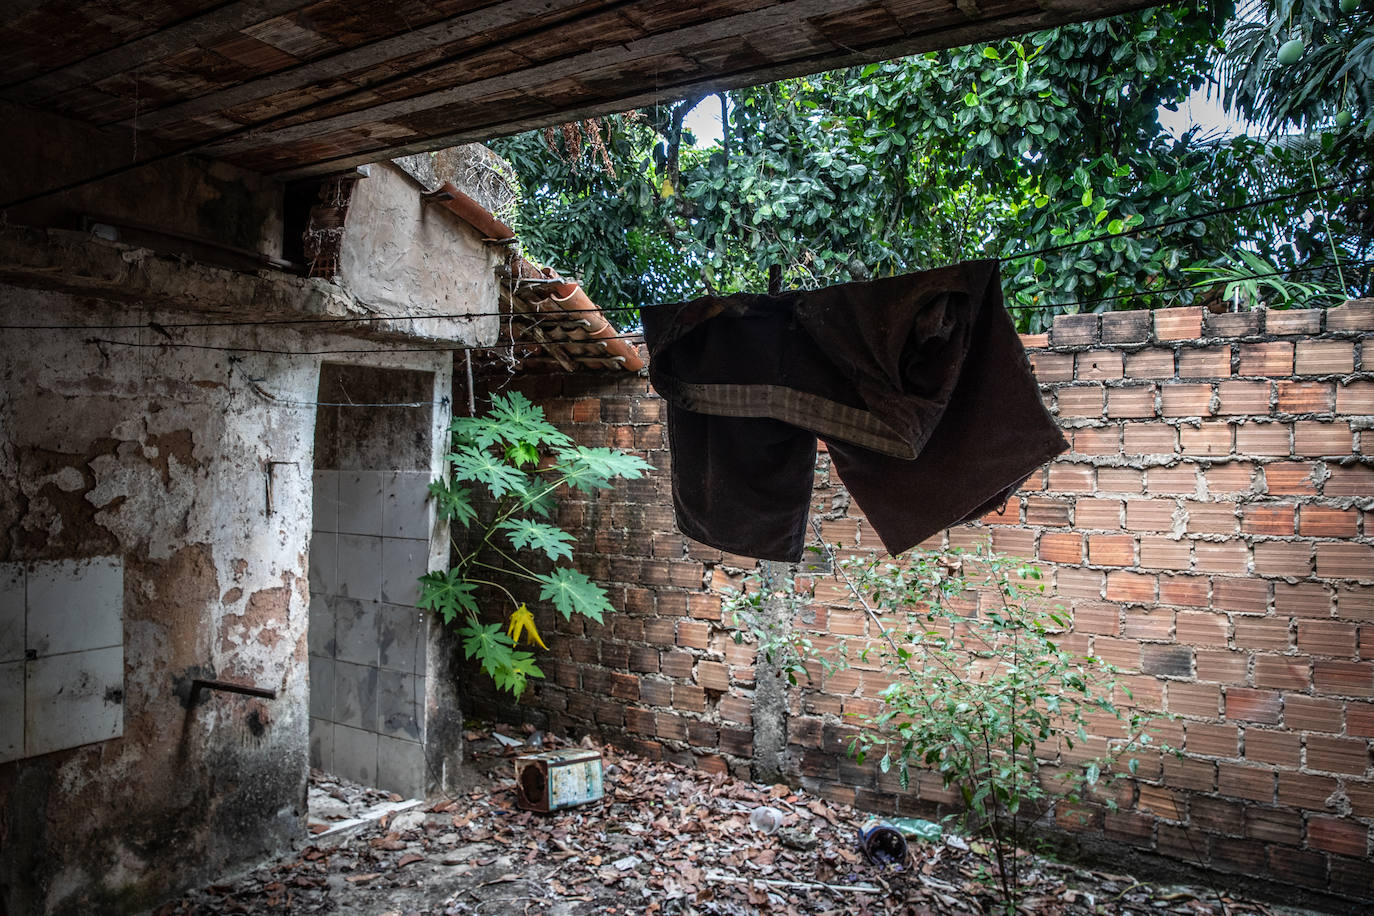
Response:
[703,872,882,894]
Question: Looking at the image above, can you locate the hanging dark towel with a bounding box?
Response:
[641,259,1068,563]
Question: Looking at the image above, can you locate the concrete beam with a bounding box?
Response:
[0,225,485,345]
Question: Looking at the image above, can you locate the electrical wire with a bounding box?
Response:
[83,331,646,357]
[1010,258,1374,312]
[0,180,1358,332]
[74,254,1368,359]
[1000,178,1357,263]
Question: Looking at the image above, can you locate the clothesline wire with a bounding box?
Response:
[83,333,647,357]
[76,257,1370,358]
[80,253,1370,359]
[1000,178,1356,264]
[1013,258,1374,311]
[1,179,1357,332]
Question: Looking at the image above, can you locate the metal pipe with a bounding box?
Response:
[191,678,277,700]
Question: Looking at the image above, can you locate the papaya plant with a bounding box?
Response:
[418,392,651,695]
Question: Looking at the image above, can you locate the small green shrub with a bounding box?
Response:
[420,392,651,695]
[727,541,1162,911]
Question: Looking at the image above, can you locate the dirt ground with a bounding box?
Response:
[154,728,1324,916]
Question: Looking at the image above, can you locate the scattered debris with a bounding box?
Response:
[890,816,943,843]
[858,821,909,868]
[159,728,1306,916]
[749,805,784,835]
[514,747,604,812]
[305,769,423,841]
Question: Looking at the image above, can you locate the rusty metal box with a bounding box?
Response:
[514,748,604,812]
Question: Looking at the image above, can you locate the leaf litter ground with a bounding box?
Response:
[158,727,1318,916]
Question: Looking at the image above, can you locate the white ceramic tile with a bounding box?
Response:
[335,535,382,601]
[383,471,433,539]
[338,471,384,537]
[308,532,338,598]
[333,597,379,667]
[377,734,425,798]
[377,670,422,741]
[333,659,377,732]
[312,470,338,534]
[378,603,426,674]
[26,557,122,657]
[380,538,427,606]
[332,724,377,786]
[309,655,334,720]
[0,660,23,764]
[25,646,123,757]
[309,715,333,772]
[308,595,335,658]
[0,564,23,663]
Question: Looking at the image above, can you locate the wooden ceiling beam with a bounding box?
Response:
[264,0,1159,178]
[205,0,891,157]
[2,1,308,102]
[113,0,613,133]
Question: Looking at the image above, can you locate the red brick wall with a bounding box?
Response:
[467,300,1374,902]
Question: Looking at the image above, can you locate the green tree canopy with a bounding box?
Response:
[491,0,1367,332]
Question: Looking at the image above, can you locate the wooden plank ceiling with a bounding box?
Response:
[1,0,1160,179]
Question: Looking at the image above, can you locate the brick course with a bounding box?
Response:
[465,299,1374,904]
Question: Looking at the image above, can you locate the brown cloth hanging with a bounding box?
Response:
[641,259,1067,563]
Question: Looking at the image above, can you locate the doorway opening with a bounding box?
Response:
[307,363,436,825]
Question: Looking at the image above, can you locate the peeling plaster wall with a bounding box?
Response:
[0,287,453,915]
[338,161,501,346]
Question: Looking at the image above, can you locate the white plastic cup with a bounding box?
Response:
[750,805,783,835]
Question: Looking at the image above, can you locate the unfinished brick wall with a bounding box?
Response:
[466,299,1374,903]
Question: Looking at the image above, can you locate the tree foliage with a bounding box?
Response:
[726,544,1160,912]
[491,1,1367,331]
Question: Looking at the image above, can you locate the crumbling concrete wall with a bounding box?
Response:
[338,162,503,338]
[1,102,284,258]
[0,285,453,914]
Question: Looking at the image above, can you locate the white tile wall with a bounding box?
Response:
[380,538,427,606]
[383,471,432,539]
[307,595,335,658]
[308,655,334,720]
[308,462,433,796]
[338,471,384,537]
[310,715,333,771]
[312,470,338,534]
[0,563,23,663]
[377,734,425,797]
[333,597,379,667]
[1,558,125,761]
[336,535,382,600]
[308,532,338,597]
[26,557,122,657]
[377,670,422,741]
[378,603,425,674]
[333,659,377,732]
[0,661,22,764]
[333,724,378,786]
[25,645,123,757]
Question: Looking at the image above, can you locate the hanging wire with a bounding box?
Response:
[1000,178,1356,264]
[82,332,647,357]
[0,179,1357,332]
[74,252,1369,361]
[1011,258,1374,311]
